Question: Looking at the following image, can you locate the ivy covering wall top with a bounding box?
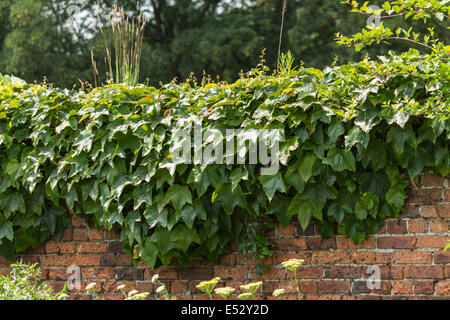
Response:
[0,48,448,268]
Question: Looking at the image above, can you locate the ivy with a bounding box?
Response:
[0,47,448,268]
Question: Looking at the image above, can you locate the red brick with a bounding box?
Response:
[306,294,342,300]
[404,266,444,279]
[392,281,413,295]
[73,229,88,241]
[421,205,450,218]
[422,174,444,187]
[249,267,286,280]
[433,251,450,264]
[402,205,420,218]
[377,236,416,249]
[276,238,308,250]
[406,189,442,204]
[294,266,323,279]
[144,267,177,280]
[324,266,364,279]
[236,254,272,266]
[336,237,376,250]
[445,189,450,202]
[105,231,119,240]
[171,281,188,294]
[313,252,353,264]
[178,267,213,280]
[45,242,77,254]
[88,230,104,240]
[416,236,449,248]
[82,268,115,279]
[317,281,350,294]
[429,220,448,233]
[435,281,450,295]
[413,281,434,294]
[60,229,73,241]
[276,224,296,236]
[42,255,101,267]
[214,267,248,280]
[352,252,390,264]
[305,237,336,250]
[386,220,408,234]
[48,268,69,280]
[380,266,403,279]
[218,254,236,266]
[100,254,132,266]
[78,242,108,253]
[391,252,432,264]
[408,220,428,233]
[71,217,88,228]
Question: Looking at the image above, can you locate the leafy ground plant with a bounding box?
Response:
[0,262,68,300]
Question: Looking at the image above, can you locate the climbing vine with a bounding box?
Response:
[0,46,448,268]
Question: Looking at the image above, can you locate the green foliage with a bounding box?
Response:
[336,0,449,52]
[0,46,449,268]
[0,262,68,300]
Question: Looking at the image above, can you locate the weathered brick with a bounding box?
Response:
[351,280,371,294]
[401,205,420,218]
[82,267,115,279]
[435,281,450,295]
[249,267,286,280]
[422,174,444,187]
[305,237,336,250]
[324,266,364,279]
[276,224,296,236]
[392,281,413,295]
[178,267,213,280]
[416,236,449,248]
[406,189,442,204]
[391,252,432,264]
[386,220,408,234]
[78,242,108,253]
[336,237,376,250]
[88,230,104,240]
[276,237,308,251]
[429,220,448,233]
[421,205,450,218]
[113,268,144,280]
[73,229,88,241]
[433,251,450,264]
[317,281,350,294]
[408,220,428,233]
[404,266,444,279]
[313,252,353,265]
[352,252,390,264]
[214,267,249,280]
[413,281,434,294]
[45,242,77,254]
[100,254,132,266]
[377,236,416,249]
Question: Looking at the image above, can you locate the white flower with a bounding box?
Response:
[86,282,97,291]
[151,274,159,284]
[117,284,126,291]
[272,288,285,297]
[156,285,166,294]
[128,290,138,296]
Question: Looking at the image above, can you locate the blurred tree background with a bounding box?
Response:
[0,0,447,88]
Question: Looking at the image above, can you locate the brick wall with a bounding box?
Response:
[0,174,449,300]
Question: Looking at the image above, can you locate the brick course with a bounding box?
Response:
[0,174,448,300]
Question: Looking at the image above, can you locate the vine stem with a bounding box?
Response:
[293,270,302,300]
